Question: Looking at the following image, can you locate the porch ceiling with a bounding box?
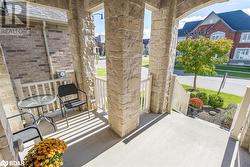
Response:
[176,0,227,19]
[25,0,162,12]
[25,0,69,10]
[25,0,227,18]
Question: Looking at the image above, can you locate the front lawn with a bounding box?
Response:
[142,56,149,67]
[97,68,106,77]
[175,63,250,79]
[182,84,243,108]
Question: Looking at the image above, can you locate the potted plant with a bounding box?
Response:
[189,97,204,117]
[24,138,67,167]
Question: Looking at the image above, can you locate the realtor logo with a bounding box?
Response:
[0,0,30,35]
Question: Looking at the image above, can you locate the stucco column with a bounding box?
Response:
[105,0,145,137]
[149,0,178,113]
[68,0,96,102]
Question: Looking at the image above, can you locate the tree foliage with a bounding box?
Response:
[176,37,233,89]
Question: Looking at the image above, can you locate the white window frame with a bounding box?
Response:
[210,31,225,40]
[240,32,250,43]
[234,48,250,60]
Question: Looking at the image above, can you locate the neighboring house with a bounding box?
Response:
[143,39,150,55]
[95,35,150,56]
[178,10,250,65]
[95,35,105,56]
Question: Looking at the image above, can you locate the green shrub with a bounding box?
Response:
[196,92,208,105]
[190,93,196,98]
[226,103,238,111]
[224,103,238,126]
[208,94,224,108]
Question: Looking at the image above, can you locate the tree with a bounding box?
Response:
[176,37,233,90]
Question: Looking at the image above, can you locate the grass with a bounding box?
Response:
[216,70,250,78]
[142,56,149,67]
[182,84,243,108]
[97,68,106,77]
[97,57,149,77]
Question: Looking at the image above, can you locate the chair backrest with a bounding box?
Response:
[58,83,78,97]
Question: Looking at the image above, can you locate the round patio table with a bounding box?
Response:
[18,95,57,131]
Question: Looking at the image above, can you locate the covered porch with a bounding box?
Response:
[1,0,250,166]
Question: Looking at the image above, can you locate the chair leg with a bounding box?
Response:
[65,110,69,128]
[86,103,90,119]
[60,103,64,118]
[88,110,90,119]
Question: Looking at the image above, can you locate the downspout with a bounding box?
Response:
[42,21,54,79]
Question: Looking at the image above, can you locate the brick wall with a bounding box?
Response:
[46,24,73,74]
[0,21,73,84]
[206,21,237,59]
[232,32,250,57]
[193,20,250,60]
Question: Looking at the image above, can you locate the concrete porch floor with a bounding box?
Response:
[84,112,250,167]
[20,110,250,167]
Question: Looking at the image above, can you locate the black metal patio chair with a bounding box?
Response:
[7,112,43,144]
[58,83,89,127]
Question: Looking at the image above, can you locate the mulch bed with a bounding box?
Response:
[187,105,231,130]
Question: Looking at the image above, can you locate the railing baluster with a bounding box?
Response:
[48,82,56,112]
[42,83,50,112]
[28,86,32,97]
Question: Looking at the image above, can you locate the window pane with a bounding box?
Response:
[248,34,250,41]
[241,33,250,42]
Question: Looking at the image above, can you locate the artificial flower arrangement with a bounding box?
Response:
[24,138,67,167]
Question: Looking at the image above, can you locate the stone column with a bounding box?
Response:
[240,114,250,150]
[0,100,15,161]
[68,0,96,102]
[105,0,145,137]
[149,0,178,113]
[0,46,23,132]
[231,87,250,140]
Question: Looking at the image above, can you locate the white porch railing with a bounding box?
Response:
[169,75,190,115]
[95,76,152,113]
[95,76,107,112]
[14,77,74,113]
[140,76,152,112]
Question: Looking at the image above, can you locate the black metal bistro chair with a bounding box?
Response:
[58,83,89,127]
[7,112,43,144]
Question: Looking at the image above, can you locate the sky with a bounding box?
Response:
[93,0,250,39]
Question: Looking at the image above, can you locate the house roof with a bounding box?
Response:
[178,10,250,37]
[218,10,250,31]
[178,20,202,36]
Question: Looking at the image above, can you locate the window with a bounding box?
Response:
[178,37,186,42]
[210,31,225,40]
[240,32,250,43]
[234,48,250,60]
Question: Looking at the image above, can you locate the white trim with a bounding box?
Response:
[191,12,235,33]
[210,31,225,40]
[234,48,250,60]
